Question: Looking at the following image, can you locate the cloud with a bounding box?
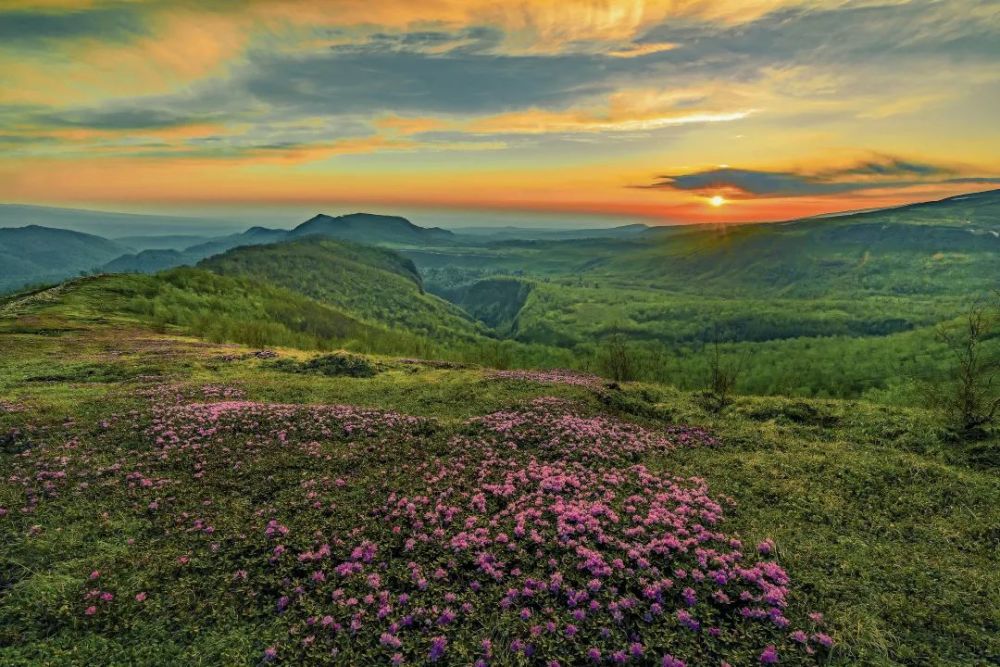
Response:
[607,42,678,58]
[238,46,620,116]
[466,108,752,135]
[0,5,147,46]
[37,107,215,130]
[641,1,1000,65]
[820,157,950,179]
[638,156,981,198]
[1,0,997,207]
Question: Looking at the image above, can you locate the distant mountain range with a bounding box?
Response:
[0,189,998,294]
[0,226,129,291]
[0,204,244,238]
[0,208,648,292]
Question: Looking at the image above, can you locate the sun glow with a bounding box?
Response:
[709,195,727,207]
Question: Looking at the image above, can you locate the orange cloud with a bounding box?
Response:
[468,108,753,134]
[607,42,678,57]
[374,116,450,136]
[0,6,250,105]
[6,0,806,59]
[465,86,755,135]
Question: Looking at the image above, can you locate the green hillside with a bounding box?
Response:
[0,226,129,292]
[2,191,998,404]
[0,195,997,666]
[0,238,488,361]
[197,239,490,346]
[411,190,1000,401]
[0,270,427,355]
[0,301,996,665]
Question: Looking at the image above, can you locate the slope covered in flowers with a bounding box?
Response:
[1,382,832,666]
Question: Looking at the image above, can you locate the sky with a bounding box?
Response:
[1,0,998,226]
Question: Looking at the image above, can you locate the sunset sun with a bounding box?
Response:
[709,195,727,207]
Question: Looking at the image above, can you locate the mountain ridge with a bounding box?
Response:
[2,189,998,296]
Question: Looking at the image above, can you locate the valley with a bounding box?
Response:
[1,191,998,666]
[3,190,997,404]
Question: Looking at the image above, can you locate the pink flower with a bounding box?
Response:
[84,606,97,616]
[135,592,147,602]
[429,635,447,662]
[760,645,779,664]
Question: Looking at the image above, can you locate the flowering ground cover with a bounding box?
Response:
[0,318,998,665]
[487,369,606,389]
[1,379,831,665]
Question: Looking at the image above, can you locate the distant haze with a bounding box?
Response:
[0,202,657,235]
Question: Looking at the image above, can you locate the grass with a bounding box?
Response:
[1,310,998,665]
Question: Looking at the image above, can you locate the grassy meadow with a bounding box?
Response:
[1,290,997,666]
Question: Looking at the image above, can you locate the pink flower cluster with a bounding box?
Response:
[470,397,717,463]
[489,369,606,388]
[1,384,829,665]
[261,400,825,664]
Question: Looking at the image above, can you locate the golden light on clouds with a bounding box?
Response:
[0,0,996,221]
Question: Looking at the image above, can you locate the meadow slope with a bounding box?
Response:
[0,294,997,666]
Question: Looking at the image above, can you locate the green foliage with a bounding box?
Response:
[270,353,380,378]
[0,320,998,665]
[699,340,748,414]
[923,298,1000,440]
[432,277,533,333]
[0,226,128,293]
[198,239,484,347]
[597,328,636,382]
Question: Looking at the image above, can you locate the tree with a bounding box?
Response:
[701,337,749,414]
[599,326,636,382]
[930,297,1000,440]
[482,339,513,370]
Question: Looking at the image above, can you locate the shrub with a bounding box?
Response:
[271,353,380,378]
[700,340,749,415]
[598,328,636,382]
[925,297,999,441]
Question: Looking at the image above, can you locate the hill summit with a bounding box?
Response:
[290,213,455,244]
